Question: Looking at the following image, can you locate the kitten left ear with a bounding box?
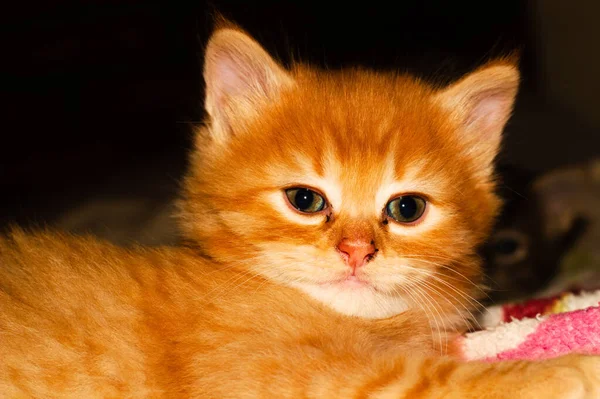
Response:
[203,27,294,143]
[434,59,520,175]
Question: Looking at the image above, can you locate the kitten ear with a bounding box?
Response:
[203,26,293,142]
[435,59,520,175]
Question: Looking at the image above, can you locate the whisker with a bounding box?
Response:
[401,278,446,355]
[408,273,481,331]
[202,270,255,302]
[401,263,486,310]
[392,284,438,354]
[401,255,489,298]
[402,279,447,354]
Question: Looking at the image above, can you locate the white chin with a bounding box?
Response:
[290,281,410,319]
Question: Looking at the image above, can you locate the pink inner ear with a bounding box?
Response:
[207,48,282,115]
[465,90,513,134]
[203,29,292,131]
[212,56,247,107]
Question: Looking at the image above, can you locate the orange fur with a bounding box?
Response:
[1,24,599,398]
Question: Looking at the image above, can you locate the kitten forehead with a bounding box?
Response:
[320,148,345,209]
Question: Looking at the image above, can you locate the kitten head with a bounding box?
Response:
[180,26,519,321]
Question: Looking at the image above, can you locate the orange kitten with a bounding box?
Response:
[1,23,599,398]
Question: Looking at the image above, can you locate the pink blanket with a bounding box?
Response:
[458,290,600,361]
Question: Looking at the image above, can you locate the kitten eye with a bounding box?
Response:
[285,188,326,213]
[386,195,426,224]
[493,237,520,255]
[489,230,529,265]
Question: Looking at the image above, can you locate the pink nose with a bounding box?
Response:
[336,239,376,271]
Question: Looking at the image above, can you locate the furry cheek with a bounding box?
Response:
[366,256,433,286]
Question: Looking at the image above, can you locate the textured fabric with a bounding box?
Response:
[460,290,600,361]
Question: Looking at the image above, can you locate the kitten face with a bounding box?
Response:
[181,27,518,320]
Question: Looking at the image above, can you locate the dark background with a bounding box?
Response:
[2,1,599,230]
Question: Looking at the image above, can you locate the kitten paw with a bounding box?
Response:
[540,355,600,399]
[572,355,600,398]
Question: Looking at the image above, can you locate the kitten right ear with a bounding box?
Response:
[203,26,293,143]
[434,59,520,177]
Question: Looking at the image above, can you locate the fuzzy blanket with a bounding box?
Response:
[458,290,600,361]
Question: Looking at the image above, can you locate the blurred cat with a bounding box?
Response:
[482,161,596,303]
[481,164,587,302]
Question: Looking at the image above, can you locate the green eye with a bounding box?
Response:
[386,195,426,223]
[285,188,326,213]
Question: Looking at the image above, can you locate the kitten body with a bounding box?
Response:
[1,25,599,398]
[1,230,436,397]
